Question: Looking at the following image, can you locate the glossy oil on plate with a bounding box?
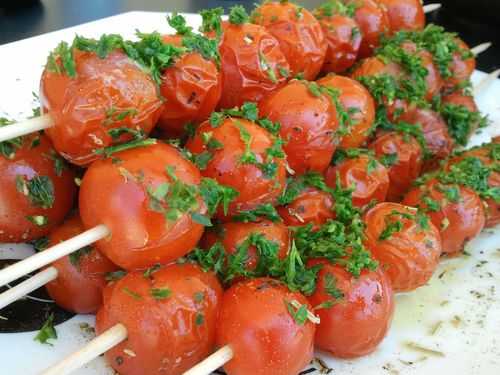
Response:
[0,11,499,375]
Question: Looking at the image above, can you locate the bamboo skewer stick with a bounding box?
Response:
[423,3,441,13]
[0,114,52,142]
[182,346,234,375]
[471,42,492,56]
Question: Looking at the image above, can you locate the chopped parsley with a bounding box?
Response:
[151,287,172,300]
[122,287,142,300]
[324,272,344,300]
[0,117,23,159]
[34,314,57,345]
[440,103,489,146]
[199,7,224,36]
[16,175,55,209]
[69,246,92,268]
[228,5,249,25]
[233,203,281,223]
[285,300,308,325]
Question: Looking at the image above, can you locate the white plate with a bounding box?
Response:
[1,11,500,375]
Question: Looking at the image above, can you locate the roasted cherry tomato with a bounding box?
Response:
[202,220,290,270]
[318,74,376,148]
[369,132,423,201]
[79,142,207,270]
[0,132,76,243]
[216,278,316,375]
[308,259,394,358]
[40,50,163,166]
[45,215,119,313]
[350,0,390,58]
[442,92,478,113]
[403,179,485,255]
[259,80,339,174]
[96,262,223,375]
[326,154,389,207]
[363,202,442,291]
[157,34,222,138]
[444,38,476,90]
[377,0,425,33]
[252,1,327,80]
[278,187,335,228]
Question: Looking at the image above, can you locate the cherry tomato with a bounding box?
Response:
[259,80,339,174]
[96,262,223,375]
[79,142,206,270]
[202,220,290,270]
[157,35,222,138]
[377,0,425,33]
[402,179,485,255]
[40,50,163,166]
[326,154,390,207]
[216,278,316,375]
[0,133,76,243]
[44,215,119,313]
[350,0,390,58]
[318,75,375,148]
[252,1,327,80]
[308,259,394,358]
[369,132,423,201]
[186,117,286,219]
[278,187,335,228]
[444,38,476,90]
[363,202,442,291]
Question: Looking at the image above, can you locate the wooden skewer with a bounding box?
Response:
[183,346,234,375]
[423,3,441,13]
[40,323,128,375]
[0,114,52,142]
[471,42,492,56]
[0,224,109,288]
[0,267,58,310]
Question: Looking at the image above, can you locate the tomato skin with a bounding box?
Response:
[351,0,390,58]
[402,179,485,255]
[217,22,289,109]
[445,38,476,90]
[369,132,423,201]
[185,118,286,219]
[252,1,327,80]
[316,14,362,73]
[326,155,389,207]
[442,92,479,113]
[363,203,441,291]
[278,188,335,228]
[44,215,119,313]
[318,75,375,149]
[0,134,76,243]
[216,278,315,375]
[308,259,394,358]
[377,0,425,33]
[40,50,163,167]
[259,80,339,175]
[79,142,206,270]
[96,263,223,375]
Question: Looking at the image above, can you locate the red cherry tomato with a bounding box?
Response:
[308,259,394,358]
[351,0,390,58]
[216,278,316,375]
[157,35,222,138]
[318,74,376,148]
[278,187,335,228]
[96,262,223,375]
[377,0,425,33]
[186,117,286,219]
[259,80,339,174]
[326,154,389,207]
[402,179,485,255]
[369,132,423,201]
[444,38,476,90]
[252,1,327,80]
[45,215,119,313]
[0,133,76,243]
[79,142,206,270]
[442,92,478,113]
[40,50,163,166]
[363,202,442,291]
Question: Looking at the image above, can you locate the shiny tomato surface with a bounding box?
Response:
[363,203,442,291]
[326,154,389,207]
[40,50,163,166]
[45,215,119,313]
[259,80,339,174]
[318,74,375,148]
[79,142,206,270]
[186,117,286,219]
[216,278,315,375]
[217,21,289,109]
[369,132,423,201]
[442,92,479,113]
[96,263,223,375]
[377,0,425,33]
[0,133,76,242]
[278,187,335,228]
[252,1,327,80]
[308,259,394,358]
[403,179,485,255]
[444,38,476,89]
[351,0,390,58]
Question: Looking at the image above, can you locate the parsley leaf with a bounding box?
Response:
[34,314,57,345]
